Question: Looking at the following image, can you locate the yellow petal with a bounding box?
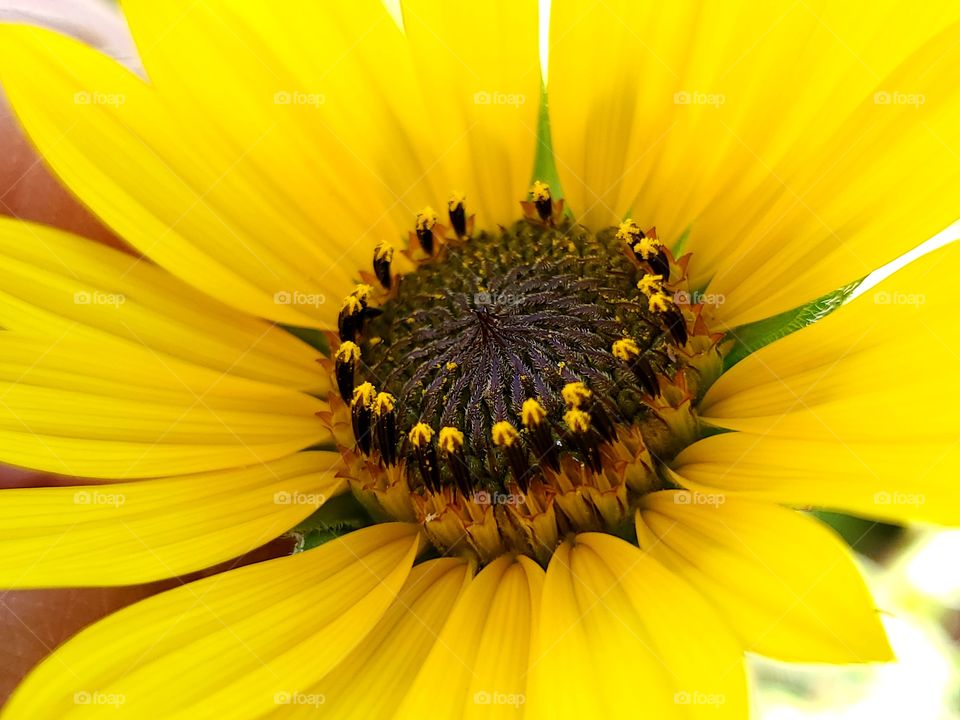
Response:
[0,452,344,588]
[681,242,960,524]
[121,0,538,275]
[2,523,421,719]
[549,1,960,323]
[0,218,326,392]
[0,334,329,478]
[402,0,541,227]
[636,491,892,663]
[529,533,747,720]
[313,558,471,719]
[119,0,414,274]
[398,554,542,719]
[0,22,350,326]
[548,0,697,230]
[672,435,959,526]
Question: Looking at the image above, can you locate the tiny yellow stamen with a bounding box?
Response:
[492,421,520,447]
[616,219,643,243]
[340,294,363,313]
[447,191,466,211]
[409,422,434,448]
[633,236,662,260]
[564,408,591,434]
[373,242,394,262]
[636,274,664,297]
[612,338,640,362]
[416,207,439,231]
[521,398,547,428]
[561,381,592,409]
[335,341,361,363]
[351,284,373,303]
[445,362,458,371]
[438,426,464,453]
[373,392,395,416]
[648,292,673,314]
[530,181,551,202]
[351,381,376,408]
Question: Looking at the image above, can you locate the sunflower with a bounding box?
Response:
[0,0,959,717]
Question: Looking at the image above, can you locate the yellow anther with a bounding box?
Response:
[562,381,592,409]
[633,236,662,260]
[373,392,395,416]
[636,274,664,297]
[373,242,394,262]
[530,180,551,202]
[447,191,466,210]
[492,420,520,447]
[438,426,464,454]
[521,398,547,428]
[648,292,673,314]
[612,338,641,362]
[416,207,439,230]
[445,362,458,371]
[335,341,361,363]
[409,422,434,448]
[351,284,373,302]
[340,294,363,313]
[351,381,376,408]
[616,219,643,243]
[564,408,591,434]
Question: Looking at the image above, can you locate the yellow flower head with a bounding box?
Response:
[0,3,953,718]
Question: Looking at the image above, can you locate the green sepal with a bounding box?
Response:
[672,225,692,255]
[723,278,863,369]
[286,491,374,553]
[530,82,565,203]
[281,324,330,356]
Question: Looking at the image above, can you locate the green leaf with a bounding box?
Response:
[286,491,374,553]
[723,278,863,369]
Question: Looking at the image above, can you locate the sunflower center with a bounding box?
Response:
[323,188,723,564]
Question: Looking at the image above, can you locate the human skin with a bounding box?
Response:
[0,2,294,703]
